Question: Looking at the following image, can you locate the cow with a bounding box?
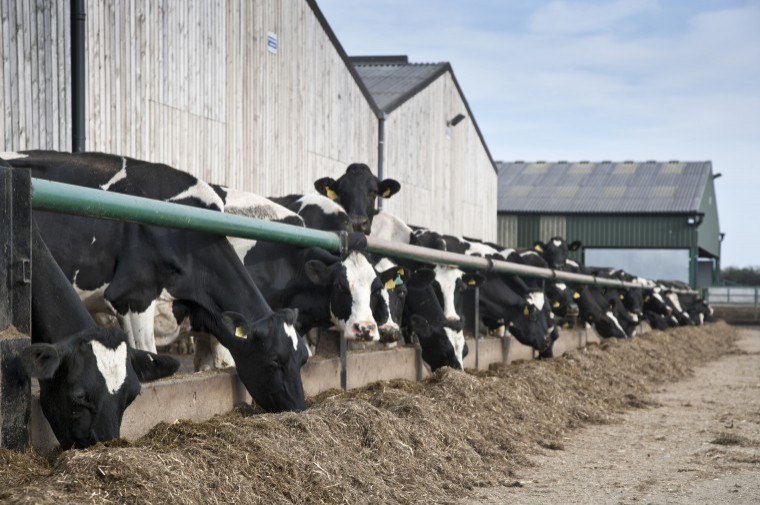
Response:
[533,237,582,269]
[313,163,400,233]
[21,218,179,449]
[657,280,696,326]
[270,193,352,233]
[561,260,628,339]
[5,151,309,412]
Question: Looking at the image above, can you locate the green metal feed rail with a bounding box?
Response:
[31,179,694,294]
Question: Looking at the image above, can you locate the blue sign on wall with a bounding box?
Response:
[267,32,278,54]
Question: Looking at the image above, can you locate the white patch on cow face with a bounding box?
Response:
[283,323,299,351]
[168,181,225,210]
[526,291,546,310]
[332,252,379,341]
[445,327,466,369]
[628,311,639,323]
[434,265,465,321]
[565,259,580,268]
[698,313,705,325]
[90,340,128,394]
[555,283,567,291]
[0,151,28,160]
[552,239,562,247]
[297,194,346,215]
[100,158,128,190]
[665,292,684,313]
[605,310,626,336]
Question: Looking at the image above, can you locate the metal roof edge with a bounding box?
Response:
[375,63,450,114]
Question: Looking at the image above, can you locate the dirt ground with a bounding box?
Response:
[1,322,754,504]
[466,327,760,505]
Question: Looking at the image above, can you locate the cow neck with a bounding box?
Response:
[30,221,96,343]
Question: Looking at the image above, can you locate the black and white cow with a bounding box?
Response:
[313,163,400,233]
[561,259,628,339]
[270,193,352,233]
[6,151,309,412]
[533,237,582,269]
[22,218,178,449]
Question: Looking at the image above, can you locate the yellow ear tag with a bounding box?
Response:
[467,279,477,286]
[384,279,396,290]
[382,188,392,198]
[552,301,560,308]
[645,295,651,302]
[573,292,581,300]
[235,326,246,339]
[523,306,530,316]
[398,268,405,276]
[619,294,625,300]
[534,244,544,253]
[325,187,338,201]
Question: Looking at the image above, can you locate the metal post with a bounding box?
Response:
[0,166,32,450]
[473,286,480,370]
[339,333,347,391]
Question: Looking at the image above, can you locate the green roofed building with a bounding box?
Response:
[496,161,723,288]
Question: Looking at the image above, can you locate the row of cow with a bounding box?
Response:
[1,150,713,450]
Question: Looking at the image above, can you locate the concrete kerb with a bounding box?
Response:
[30,323,645,454]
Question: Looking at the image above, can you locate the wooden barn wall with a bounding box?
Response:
[2,0,376,195]
[0,1,71,151]
[85,0,377,195]
[382,73,496,241]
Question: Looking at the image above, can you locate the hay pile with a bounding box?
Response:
[1,322,738,504]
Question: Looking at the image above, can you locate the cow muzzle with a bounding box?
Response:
[352,322,378,341]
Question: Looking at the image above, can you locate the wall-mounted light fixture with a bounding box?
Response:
[687,215,704,226]
[712,172,722,179]
[447,113,466,127]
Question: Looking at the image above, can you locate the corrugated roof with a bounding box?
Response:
[351,59,449,113]
[497,161,713,214]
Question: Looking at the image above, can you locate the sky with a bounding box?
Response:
[319,0,760,268]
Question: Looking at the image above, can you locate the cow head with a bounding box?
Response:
[314,163,400,234]
[533,237,581,269]
[21,326,178,449]
[374,261,436,344]
[507,290,554,352]
[432,266,485,322]
[545,282,578,318]
[409,315,468,371]
[304,250,388,341]
[221,308,308,412]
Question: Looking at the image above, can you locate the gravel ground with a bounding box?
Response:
[464,327,760,505]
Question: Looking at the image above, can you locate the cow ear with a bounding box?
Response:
[569,241,582,251]
[378,266,402,290]
[21,343,62,379]
[410,314,432,339]
[314,177,339,201]
[304,260,331,286]
[463,272,485,288]
[408,268,436,289]
[222,311,250,340]
[533,241,545,253]
[377,179,401,199]
[128,349,180,382]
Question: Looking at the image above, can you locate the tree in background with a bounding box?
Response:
[720,266,760,286]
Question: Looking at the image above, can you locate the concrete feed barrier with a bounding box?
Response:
[30,323,641,454]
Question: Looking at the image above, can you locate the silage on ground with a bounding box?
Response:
[0,322,738,504]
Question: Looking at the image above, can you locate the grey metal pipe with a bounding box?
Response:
[30,178,696,294]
